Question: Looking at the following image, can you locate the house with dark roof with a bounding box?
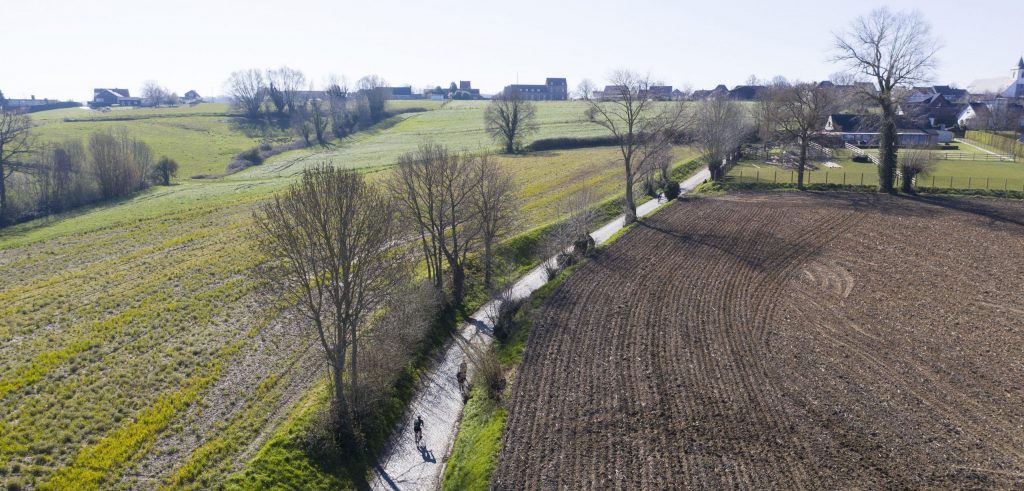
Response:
[647,85,673,101]
[900,93,963,130]
[691,84,729,100]
[503,78,568,101]
[182,90,203,104]
[90,88,141,107]
[727,85,764,101]
[825,113,941,147]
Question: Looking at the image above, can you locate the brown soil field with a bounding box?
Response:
[493,192,1024,489]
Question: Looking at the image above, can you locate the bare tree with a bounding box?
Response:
[309,98,330,145]
[472,155,520,289]
[38,139,93,213]
[141,80,169,106]
[0,110,34,224]
[357,75,390,126]
[388,143,481,305]
[290,92,313,146]
[267,66,307,115]
[898,146,936,193]
[484,90,539,154]
[89,128,152,200]
[253,166,407,436]
[226,69,266,118]
[152,156,178,186]
[325,75,355,138]
[833,7,941,193]
[693,96,750,181]
[585,69,690,223]
[770,82,837,189]
[575,78,597,101]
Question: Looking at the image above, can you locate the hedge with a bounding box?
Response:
[965,130,1024,156]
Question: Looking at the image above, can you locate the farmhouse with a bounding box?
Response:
[503,78,568,100]
[691,84,729,100]
[91,88,141,107]
[727,85,764,101]
[824,113,940,147]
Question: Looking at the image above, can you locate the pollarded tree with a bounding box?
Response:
[253,166,408,436]
[833,8,941,193]
[484,90,538,154]
[586,70,690,223]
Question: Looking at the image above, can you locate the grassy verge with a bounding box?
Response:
[441,262,578,490]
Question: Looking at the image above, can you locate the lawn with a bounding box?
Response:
[729,148,1024,190]
[0,96,702,490]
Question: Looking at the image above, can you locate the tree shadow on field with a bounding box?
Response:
[901,194,1024,232]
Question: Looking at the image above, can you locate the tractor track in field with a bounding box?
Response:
[493,192,1024,489]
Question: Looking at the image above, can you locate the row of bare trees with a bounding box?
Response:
[254,143,521,444]
[0,110,175,226]
[226,68,393,147]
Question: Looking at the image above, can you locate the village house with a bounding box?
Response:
[90,88,141,107]
[503,78,568,101]
[182,90,203,104]
[825,113,943,147]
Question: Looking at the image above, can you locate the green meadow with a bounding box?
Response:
[0,100,697,490]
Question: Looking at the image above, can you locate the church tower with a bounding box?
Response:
[1014,57,1024,80]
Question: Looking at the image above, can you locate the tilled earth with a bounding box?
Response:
[493,192,1024,489]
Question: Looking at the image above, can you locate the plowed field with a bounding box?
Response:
[493,192,1024,489]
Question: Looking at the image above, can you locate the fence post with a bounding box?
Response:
[932,176,935,188]
[825,172,829,184]
[1005,178,1008,191]
[843,173,846,185]
[756,170,759,182]
[739,169,743,182]
[986,177,990,189]
[774,171,777,183]
[808,172,812,184]
[968,177,972,189]
[791,171,794,183]
[950,176,953,188]
[861,173,864,186]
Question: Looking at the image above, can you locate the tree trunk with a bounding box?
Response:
[878,104,898,193]
[350,323,358,412]
[506,137,514,154]
[483,240,493,290]
[452,264,466,305]
[0,166,7,226]
[901,171,914,193]
[797,139,807,190]
[623,161,637,224]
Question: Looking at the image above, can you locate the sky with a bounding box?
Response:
[2,0,1022,101]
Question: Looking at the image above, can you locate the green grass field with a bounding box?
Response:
[1,99,701,490]
[729,148,1024,190]
[27,104,276,178]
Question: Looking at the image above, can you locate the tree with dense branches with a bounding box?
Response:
[586,70,689,223]
[833,8,941,193]
[485,90,538,154]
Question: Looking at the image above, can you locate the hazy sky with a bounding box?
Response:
[2,0,1022,101]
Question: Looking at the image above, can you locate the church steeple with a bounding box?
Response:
[1016,57,1024,79]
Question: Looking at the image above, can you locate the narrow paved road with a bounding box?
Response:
[369,169,711,490]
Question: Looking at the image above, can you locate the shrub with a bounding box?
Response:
[524,135,620,152]
[664,180,681,200]
[471,349,506,402]
[238,147,264,165]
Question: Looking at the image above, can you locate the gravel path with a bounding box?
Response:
[368,168,710,490]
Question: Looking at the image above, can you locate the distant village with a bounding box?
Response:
[3,57,1023,146]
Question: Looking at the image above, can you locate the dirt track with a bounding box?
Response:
[493,192,1024,489]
